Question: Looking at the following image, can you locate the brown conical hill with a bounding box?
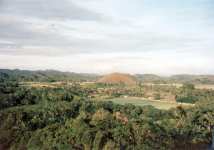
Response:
[97,73,137,85]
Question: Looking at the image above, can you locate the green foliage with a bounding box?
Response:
[176,83,214,104]
[0,81,213,149]
[176,96,197,103]
[182,83,195,90]
[154,93,161,100]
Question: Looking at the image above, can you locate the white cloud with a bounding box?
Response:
[0,0,214,74]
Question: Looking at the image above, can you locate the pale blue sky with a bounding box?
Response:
[0,0,214,74]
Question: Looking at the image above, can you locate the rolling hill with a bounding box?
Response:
[97,73,138,85]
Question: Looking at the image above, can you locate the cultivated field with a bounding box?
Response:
[103,97,193,110]
[195,84,214,90]
[143,83,214,90]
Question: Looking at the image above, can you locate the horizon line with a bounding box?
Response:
[1,68,214,77]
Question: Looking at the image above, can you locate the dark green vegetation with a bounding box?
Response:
[0,81,214,150]
[176,84,214,104]
[1,69,214,149]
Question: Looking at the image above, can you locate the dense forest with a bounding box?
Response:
[0,70,214,149]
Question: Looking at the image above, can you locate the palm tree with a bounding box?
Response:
[212,128,214,149]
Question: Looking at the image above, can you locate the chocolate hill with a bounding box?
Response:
[97,73,137,85]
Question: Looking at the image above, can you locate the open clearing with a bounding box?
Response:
[195,84,214,90]
[102,97,193,110]
[144,83,214,90]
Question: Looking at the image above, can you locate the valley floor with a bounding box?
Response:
[101,97,194,110]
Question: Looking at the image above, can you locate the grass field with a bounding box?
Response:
[102,97,193,110]
[144,83,214,90]
[195,84,214,90]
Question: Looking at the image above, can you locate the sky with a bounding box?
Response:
[0,0,214,75]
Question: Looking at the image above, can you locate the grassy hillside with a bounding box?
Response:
[97,73,137,85]
[136,74,167,83]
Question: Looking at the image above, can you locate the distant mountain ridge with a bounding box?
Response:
[1,69,214,84]
[0,69,99,82]
[136,74,214,84]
